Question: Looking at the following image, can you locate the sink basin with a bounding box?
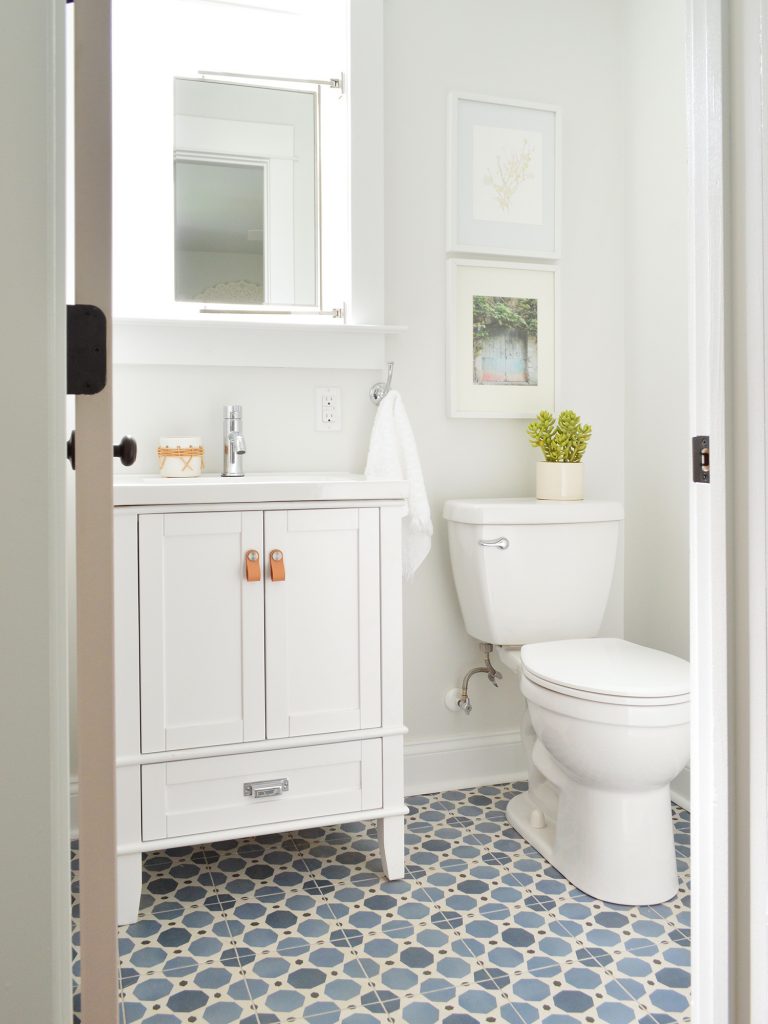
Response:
[113,472,408,507]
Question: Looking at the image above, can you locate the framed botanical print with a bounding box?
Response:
[448,94,561,258]
[447,259,557,418]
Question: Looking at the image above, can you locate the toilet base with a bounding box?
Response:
[506,790,558,871]
[506,787,680,906]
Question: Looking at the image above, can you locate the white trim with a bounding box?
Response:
[347,0,385,323]
[732,0,768,1017]
[113,317,406,369]
[749,0,768,1005]
[686,0,730,1021]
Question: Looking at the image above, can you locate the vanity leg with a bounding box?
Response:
[377,815,405,880]
[117,851,143,926]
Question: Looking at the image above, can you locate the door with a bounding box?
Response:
[139,511,265,752]
[265,507,382,738]
[72,0,120,1021]
[1,1,71,1021]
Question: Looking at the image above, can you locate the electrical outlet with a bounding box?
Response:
[315,387,341,431]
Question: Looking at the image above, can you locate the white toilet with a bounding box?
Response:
[444,498,690,905]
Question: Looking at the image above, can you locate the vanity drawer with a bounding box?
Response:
[141,739,383,842]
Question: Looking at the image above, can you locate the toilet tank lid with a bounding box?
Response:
[521,638,690,700]
[443,498,624,525]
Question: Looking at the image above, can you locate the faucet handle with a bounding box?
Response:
[227,431,246,459]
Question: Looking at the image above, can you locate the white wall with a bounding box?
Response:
[622,0,689,660]
[113,0,627,751]
[383,0,626,743]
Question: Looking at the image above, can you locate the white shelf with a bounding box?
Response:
[113,318,407,370]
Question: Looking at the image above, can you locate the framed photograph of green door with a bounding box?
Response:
[447,259,557,418]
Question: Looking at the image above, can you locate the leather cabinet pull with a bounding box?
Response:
[270,549,286,582]
[245,550,261,582]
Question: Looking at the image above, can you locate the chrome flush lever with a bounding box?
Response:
[478,537,509,549]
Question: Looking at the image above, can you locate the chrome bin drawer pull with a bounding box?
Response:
[243,778,289,799]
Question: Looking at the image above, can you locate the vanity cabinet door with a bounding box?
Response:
[139,511,265,753]
[265,508,381,738]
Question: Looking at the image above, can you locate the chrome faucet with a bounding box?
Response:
[222,405,246,477]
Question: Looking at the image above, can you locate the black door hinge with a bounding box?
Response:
[67,304,107,395]
[692,435,710,483]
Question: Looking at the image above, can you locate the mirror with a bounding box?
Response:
[174,77,319,308]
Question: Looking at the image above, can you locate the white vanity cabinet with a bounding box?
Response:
[114,475,408,925]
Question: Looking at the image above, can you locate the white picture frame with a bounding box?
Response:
[447,259,558,419]
[448,93,561,259]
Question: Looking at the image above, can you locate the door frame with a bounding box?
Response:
[729,0,768,1019]
[687,0,731,1020]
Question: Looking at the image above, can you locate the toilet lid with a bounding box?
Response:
[521,638,690,705]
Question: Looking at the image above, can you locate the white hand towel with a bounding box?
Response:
[365,390,432,578]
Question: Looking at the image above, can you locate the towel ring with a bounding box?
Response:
[369,362,394,405]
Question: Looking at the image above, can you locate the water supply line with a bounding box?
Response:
[457,642,502,714]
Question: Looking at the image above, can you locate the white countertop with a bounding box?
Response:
[113,472,408,507]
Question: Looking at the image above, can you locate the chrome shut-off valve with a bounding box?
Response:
[457,642,502,714]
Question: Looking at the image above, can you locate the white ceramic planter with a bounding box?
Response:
[536,462,584,501]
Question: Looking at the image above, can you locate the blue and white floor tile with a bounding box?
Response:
[72,783,691,1023]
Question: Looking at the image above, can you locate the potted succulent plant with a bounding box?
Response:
[527,409,592,500]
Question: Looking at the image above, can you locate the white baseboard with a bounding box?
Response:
[69,740,690,839]
[404,731,526,796]
[404,733,692,812]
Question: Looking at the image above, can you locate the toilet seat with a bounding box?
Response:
[521,637,690,707]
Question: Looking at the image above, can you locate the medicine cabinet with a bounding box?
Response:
[111,0,400,366]
[173,76,321,308]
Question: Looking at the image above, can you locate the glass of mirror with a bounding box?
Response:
[174,77,319,308]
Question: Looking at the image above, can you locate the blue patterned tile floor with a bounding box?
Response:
[71,782,691,1023]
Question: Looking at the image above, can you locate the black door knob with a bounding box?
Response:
[66,431,138,470]
[113,436,138,467]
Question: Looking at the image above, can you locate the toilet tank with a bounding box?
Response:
[443,498,623,646]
